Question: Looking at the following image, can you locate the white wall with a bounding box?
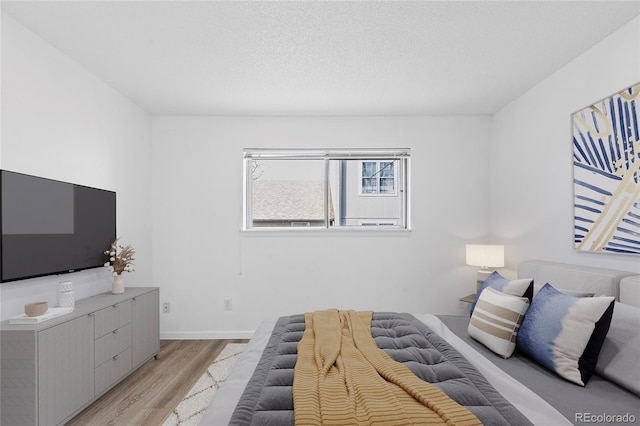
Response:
[0,13,153,321]
[152,116,492,337]
[491,16,640,274]
[7,9,637,337]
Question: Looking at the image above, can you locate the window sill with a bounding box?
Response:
[240,227,412,237]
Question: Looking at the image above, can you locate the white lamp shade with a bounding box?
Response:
[466,244,505,268]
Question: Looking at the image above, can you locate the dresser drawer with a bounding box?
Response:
[94,347,132,396]
[95,323,132,367]
[94,300,131,338]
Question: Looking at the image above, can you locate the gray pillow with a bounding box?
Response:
[595,302,640,396]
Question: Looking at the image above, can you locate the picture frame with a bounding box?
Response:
[572,82,640,254]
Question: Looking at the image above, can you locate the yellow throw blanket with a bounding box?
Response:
[293,309,482,426]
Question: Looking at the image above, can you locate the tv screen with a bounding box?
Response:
[1,170,116,283]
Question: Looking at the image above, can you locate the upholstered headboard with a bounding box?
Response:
[517,260,636,302]
[620,275,640,307]
[515,260,640,397]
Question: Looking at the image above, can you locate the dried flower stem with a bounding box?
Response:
[104,238,136,275]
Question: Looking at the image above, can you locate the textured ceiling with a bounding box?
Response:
[2,1,639,115]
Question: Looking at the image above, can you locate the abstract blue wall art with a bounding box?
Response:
[573,83,640,254]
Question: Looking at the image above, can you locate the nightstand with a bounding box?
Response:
[459,293,476,303]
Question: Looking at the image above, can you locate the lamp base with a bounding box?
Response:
[476,269,493,291]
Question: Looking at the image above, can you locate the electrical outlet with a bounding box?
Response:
[224,298,232,311]
[163,302,170,313]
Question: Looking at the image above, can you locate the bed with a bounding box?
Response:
[202,260,640,425]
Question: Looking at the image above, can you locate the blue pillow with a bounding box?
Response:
[470,271,533,315]
[516,283,615,386]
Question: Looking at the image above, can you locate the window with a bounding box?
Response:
[243,149,410,230]
[360,161,396,195]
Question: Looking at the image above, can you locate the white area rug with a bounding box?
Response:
[163,343,247,426]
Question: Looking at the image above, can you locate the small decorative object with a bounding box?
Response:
[25,301,48,317]
[57,291,75,308]
[104,238,135,295]
[112,274,125,294]
[11,306,72,324]
[57,281,75,309]
[57,281,73,293]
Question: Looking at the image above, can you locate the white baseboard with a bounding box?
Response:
[160,330,255,340]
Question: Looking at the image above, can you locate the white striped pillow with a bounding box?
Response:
[468,287,530,359]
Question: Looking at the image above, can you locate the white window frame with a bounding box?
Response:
[243,148,411,231]
[359,160,397,196]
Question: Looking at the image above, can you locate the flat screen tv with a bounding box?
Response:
[1,170,116,283]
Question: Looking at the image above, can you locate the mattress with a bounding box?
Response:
[201,314,576,425]
[230,312,529,425]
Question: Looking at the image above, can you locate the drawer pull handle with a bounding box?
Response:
[113,354,119,360]
[113,329,118,334]
[88,313,94,317]
[132,297,137,301]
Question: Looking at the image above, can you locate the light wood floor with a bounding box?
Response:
[66,339,248,425]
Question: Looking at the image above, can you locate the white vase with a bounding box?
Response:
[57,281,75,309]
[57,290,75,309]
[112,274,125,294]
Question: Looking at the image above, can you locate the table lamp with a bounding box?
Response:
[466,244,505,290]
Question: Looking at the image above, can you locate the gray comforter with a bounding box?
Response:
[230,312,531,425]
